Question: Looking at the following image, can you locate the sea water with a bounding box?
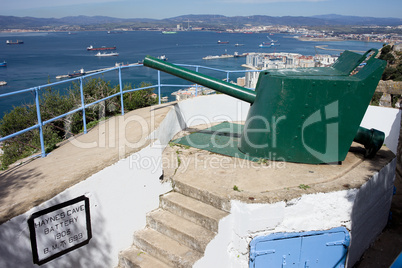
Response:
[0,31,383,116]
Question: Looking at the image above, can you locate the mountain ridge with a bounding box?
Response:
[0,14,401,30]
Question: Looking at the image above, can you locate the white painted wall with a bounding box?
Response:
[0,141,172,268]
[0,95,249,268]
[0,95,398,268]
[360,106,401,154]
[194,159,396,268]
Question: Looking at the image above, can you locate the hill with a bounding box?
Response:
[0,14,401,31]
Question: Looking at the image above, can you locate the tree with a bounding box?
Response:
[0,78,157,169]
[0,104,61,169]
[123,82,157,111]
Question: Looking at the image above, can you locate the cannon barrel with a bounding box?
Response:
[143,54,385,163]
[143,56,256,104]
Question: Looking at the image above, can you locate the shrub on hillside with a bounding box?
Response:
[0,78,157,169]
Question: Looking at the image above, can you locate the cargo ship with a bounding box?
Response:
[6,40,24,45]
[87,45,116,51]
[217,40,229,44]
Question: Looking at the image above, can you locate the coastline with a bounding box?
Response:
[293,36,344,42]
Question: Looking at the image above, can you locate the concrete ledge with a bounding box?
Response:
[0,94,398,268]
[0,103,174,224]
[164,124,395,209]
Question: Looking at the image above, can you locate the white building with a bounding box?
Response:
[244,52,338,89]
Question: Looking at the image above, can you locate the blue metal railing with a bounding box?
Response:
[0,63,260,158]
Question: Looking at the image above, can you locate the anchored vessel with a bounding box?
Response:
[6,40,23,45]
[143,49,387,164]
[68,68,85,78]
[87,45,116,51]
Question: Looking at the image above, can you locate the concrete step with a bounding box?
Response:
[118,246,173,268]
[160,192,229,232]
[147,209,216,253]
[133,228,203,268]
[173,179,231,212]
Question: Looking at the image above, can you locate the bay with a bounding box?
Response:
[0,31,383,117]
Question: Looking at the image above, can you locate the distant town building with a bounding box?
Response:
[172,85,216,101]
[243,52,338,88]
[236,77,246,87]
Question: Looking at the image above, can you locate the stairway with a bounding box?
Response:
[118,190,229,268]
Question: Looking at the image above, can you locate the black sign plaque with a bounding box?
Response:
[28,195,92,265]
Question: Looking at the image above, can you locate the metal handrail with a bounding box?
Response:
[0,63,261,158]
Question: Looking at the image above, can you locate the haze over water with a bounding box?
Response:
[0,31,383,116]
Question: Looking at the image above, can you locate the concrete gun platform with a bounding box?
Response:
[0,94,399,267]
[163,122,395,212]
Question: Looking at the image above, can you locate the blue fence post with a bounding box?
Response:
[79,78,87,134]
[157,70,161,105]
[118,67,125,115]
[34,87,46,157]
[195,66,199,96]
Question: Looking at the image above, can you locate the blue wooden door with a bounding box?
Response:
[250,227,350,268]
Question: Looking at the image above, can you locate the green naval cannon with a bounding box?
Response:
[143,49,387,164]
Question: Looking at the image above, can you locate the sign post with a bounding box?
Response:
[28,195,92,265]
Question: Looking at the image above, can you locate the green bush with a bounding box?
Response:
[0,78,157,169]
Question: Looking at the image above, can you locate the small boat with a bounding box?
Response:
[217,40,229,44]
[87,45,116,51]
[6,40,23,45]
[157,55,168,61]
[234,43,244,47]
[259,42,280,48]
[234,52,247,58]
[0,61,6,67]
[68,68,85,78]
[0,81,7,86]
[95,52,119,57]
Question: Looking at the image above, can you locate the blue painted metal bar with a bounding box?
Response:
[84,92,121,108]
[79,78,87,134]
[123,85,156,94]
[195,66,199,96]
[34,88,46,157]
[157,70,161,105]
[43,107,85,126]
[0,62,258,160]
[159,84,193,88]
[0,87,36,98]
[0,124,40,142]
[118,67,125,116]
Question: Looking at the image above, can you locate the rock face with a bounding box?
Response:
[376,80,402,95]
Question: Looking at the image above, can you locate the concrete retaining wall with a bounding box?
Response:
[193,158,396,268]
[0,142,172,268]
[0,95,248,268]
[0,94,398,267]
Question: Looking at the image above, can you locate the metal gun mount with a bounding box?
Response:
[144,49,386,164]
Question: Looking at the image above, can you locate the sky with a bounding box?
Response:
[1,0,402,19]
